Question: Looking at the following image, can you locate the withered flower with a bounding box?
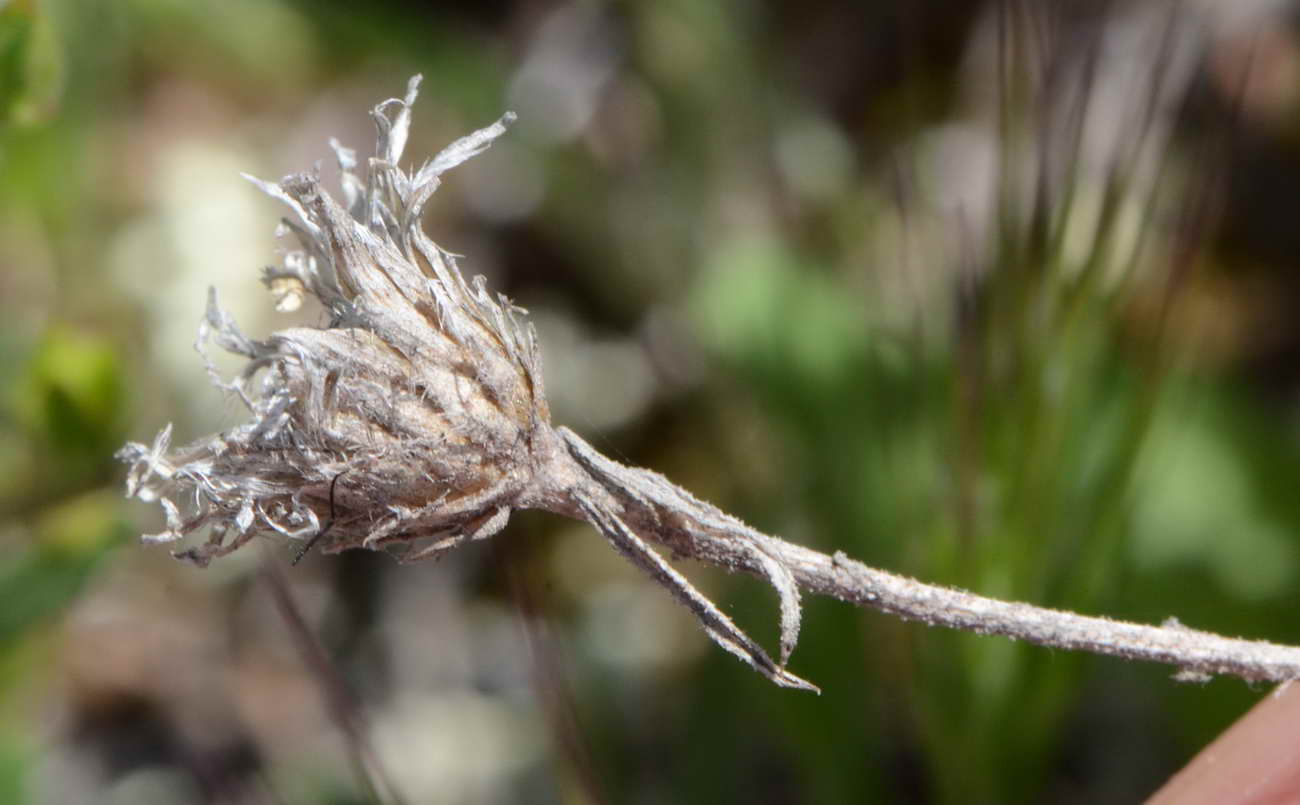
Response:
[119,78,1300,693]
[118,76,815,691]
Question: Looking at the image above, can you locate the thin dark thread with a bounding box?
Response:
[293,471,345,565]
[261,557,406,805]
[500,540,608,805]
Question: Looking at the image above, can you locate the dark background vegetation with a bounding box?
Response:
[4,0,1300,802]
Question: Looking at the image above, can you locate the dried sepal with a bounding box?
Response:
[574,491,817,692]
[555,426,807,669]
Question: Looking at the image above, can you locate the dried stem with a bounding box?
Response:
[532,428,1300,689]
[117,76,1300,695]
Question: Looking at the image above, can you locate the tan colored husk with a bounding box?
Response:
[119,77,545,567]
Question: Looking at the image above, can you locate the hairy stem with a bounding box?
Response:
[775,544,1300,683]
[537,427,1300,686]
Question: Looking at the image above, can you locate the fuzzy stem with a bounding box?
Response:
[540,426,1300,685]
[773,544,1300,683]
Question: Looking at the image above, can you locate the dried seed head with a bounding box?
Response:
[118,77,815,692]
[117,76,548,565]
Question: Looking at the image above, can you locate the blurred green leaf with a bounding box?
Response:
[1133,390,1299,601]
[9,327,125,466]
[0,0,63,126]
[123,0,316,90]
[692,237,867,390]
[0,511,123,652]
[0,735,28,805]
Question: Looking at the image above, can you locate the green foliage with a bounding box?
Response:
[11,328,125,468]
[682,87,1293,801]
[0,0,63,126]
[0,495,123,653]
[0,736,28,805]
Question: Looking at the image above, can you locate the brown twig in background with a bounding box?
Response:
[117,76,1300,694]
[260,558,407,805]
[503,542,608,805]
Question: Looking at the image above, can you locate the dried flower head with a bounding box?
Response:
[118,76,816,691]
[117,76,1300,695]
[119,76,541,567]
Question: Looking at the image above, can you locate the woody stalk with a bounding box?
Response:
[118,77,1300,693]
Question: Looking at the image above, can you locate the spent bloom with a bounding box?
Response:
[118,77,816,691]
[122,76,1298,695]
[120,77,542,566]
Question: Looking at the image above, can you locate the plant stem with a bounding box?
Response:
[539,427,1300,686]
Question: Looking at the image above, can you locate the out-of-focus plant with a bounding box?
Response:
[116,42,1300,805]
[0,331,128,805]
[685,4,1296,803]
[8,1,1300,803]
[0,0,62,127]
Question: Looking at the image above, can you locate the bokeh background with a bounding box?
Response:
[4,0,1300,802]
